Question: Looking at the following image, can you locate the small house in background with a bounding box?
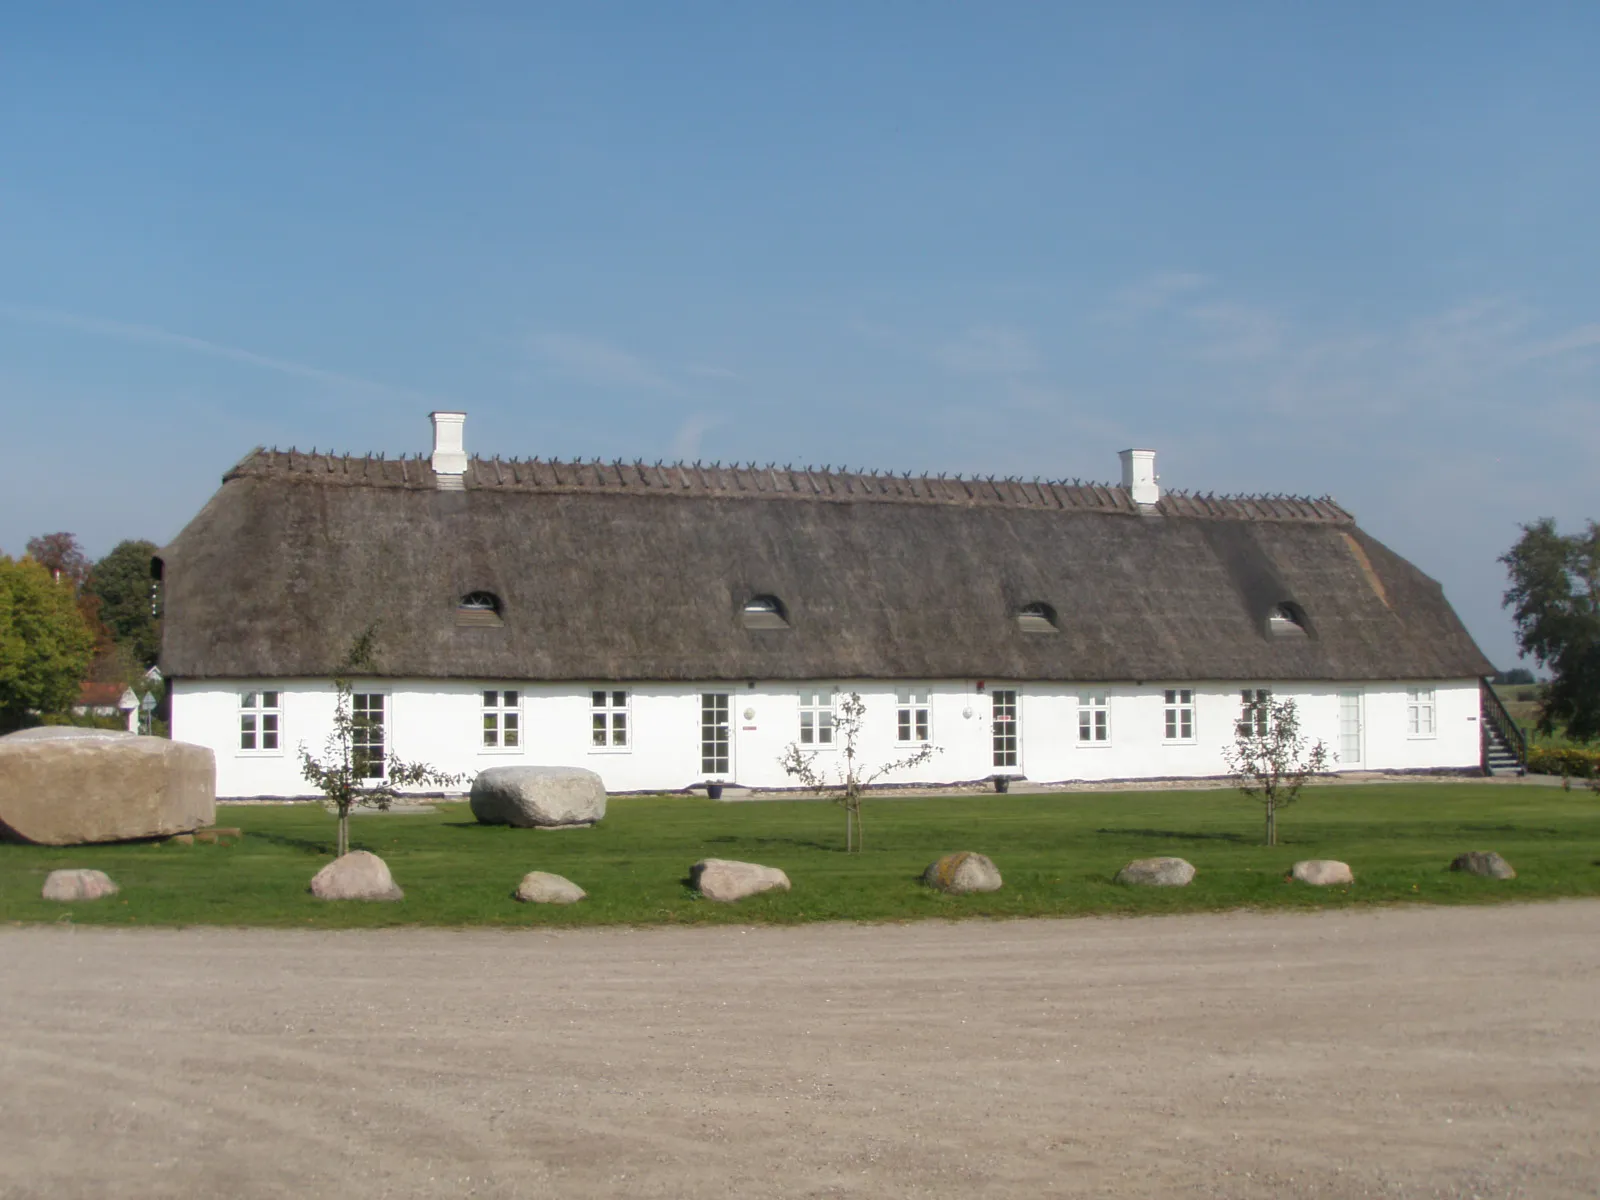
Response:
[156,412,1502,799]
[72,682,126,719]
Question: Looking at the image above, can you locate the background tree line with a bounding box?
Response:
[0,532,161,731]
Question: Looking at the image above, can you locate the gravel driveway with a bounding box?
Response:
[2,902,1597,1198]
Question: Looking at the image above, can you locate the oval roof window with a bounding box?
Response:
[457,591,504,628]
[1016,602,1059,634]
[741,595,790,630]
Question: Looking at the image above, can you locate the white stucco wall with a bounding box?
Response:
[172,677,1484,799]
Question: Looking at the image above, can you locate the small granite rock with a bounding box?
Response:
[1450,851,1516,880]
[1292,859,1354,886]
[922,852,1003,894]
[513,871,587,904]
[41,868,119,902]
[1115,856,1196,887]
[310,850,404,900]
[691,858,791,902]
[470,766,607,828]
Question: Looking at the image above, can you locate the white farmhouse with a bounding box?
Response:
[156,413,1507,799]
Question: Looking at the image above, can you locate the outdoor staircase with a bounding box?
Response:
[1480,681,1527,777]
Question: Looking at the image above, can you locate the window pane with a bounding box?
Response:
[916,713,928,741]
[897,690,910,705]
[505,726,519,747]
[613,713,627,745]
[242,693,257,708]
[612,691,626,708]
[898,712,911,740]
[592,714,607,745]
[593,691,606,708]
[484,690,497,708]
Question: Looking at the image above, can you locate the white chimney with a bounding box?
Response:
[430,411,467,490]
[1119,448,1159,506]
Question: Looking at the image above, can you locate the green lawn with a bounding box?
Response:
[3,785,1599,928]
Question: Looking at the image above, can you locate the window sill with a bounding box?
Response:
[1075,741,1114,749]
[1161,739,1199,747]
[479,746,526,755]
[1405,734,1438,740]
[587,746,633,755]
[237,750,285,758]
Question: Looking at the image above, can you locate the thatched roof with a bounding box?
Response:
[157,449,1492,683]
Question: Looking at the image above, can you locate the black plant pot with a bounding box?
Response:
[993,777,1010,794]
[706,783,724,800]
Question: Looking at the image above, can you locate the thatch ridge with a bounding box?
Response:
[223,448,1352,524]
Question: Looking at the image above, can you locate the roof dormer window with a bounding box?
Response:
[741,595,789,630]
[1016,602,1059,634]
[1269,602,1308,638]
[457,591,504,627]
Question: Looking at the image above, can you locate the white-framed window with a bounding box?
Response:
[482,689,521,751]
[1163,689,1195,742]
[799,688,835,746]
[1238,688,1272,737]
[897,688,931,744]
[239,691,281,753]
[591,689,629,749]
[1077,692,1109,745]
[352,692,386,779]
[701,692,731,775]
[1406,686,1436,737]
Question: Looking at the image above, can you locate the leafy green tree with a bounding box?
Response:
[88,539,162,668]
[0,554,98,730]
[1501,519,1600,742]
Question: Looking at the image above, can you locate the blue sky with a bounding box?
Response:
[3,2,1597,670]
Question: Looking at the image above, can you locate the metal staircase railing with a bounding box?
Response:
[1480,678,1528,775]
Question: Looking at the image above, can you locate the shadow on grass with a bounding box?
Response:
[249,830,337,857]
[701,834,837,853]
[1097,827,1248,843]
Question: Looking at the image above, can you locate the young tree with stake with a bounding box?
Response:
[779,691,939,852]
[1221,695,1330,847]
[298,628,461,857]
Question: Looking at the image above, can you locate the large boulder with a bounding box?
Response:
[41,868,119,902]
[691,858,791,902]
[1115,856,1196,887]
[470,766,607,829]
[1451,851,1516,880]
[0,728,215,846]
[310,851,404,900]
[1292,859,1354,886]
[513,871,587,904]
[922,852,1003,894]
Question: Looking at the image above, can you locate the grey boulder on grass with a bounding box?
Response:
[470,766,607,829]
[690,859,790,902]
[1115,857,1197,887]
[310,850,404,900]
[513,871,587,904]
[0,727,215,846]
[1450,851,1516,880]
[1291,859,1354,886]
[41,868,119,901]
[922,852,1003,894]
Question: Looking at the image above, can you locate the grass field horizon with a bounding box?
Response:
[3,783,1598,928]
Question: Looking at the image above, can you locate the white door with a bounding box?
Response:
[700,692,733,779]
[1338,690,1363,768]
[991,689,1020,772]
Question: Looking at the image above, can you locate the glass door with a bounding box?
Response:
[991,689,1019,769]
[1338,689,1363,767]
[701,693,732,776]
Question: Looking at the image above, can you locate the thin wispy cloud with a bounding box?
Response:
[525,331,674,391]
[0,304,426,399]
[1100,271,1208,323]
[934,325,1041,375]
[670,411,721,459]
